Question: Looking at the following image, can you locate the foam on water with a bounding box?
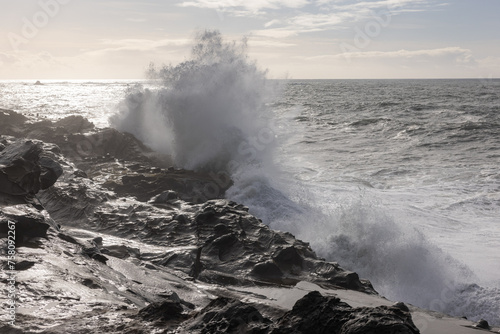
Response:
[230,154,500,325]
[109,31,500,325]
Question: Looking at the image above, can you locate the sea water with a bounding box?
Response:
[1,33,499,324]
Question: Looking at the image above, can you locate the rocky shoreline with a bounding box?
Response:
[0,109,496,333]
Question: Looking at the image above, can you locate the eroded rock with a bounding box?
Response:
[0,205,51,241]
[188,297,272,334]
[271,291,420,334]
[139,299,185,322]
[0,110,433,333]
[0,140,62,196]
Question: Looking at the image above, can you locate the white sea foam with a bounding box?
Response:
[110,30,278,172]
[106,32,500,325]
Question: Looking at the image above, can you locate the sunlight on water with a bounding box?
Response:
[0,79,145,128]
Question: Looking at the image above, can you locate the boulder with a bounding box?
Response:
[474,319,490,329]
[39,156,64,190]
[0,140,62,196]
[0,205,51,240]
[188,297,271,333]
[53,115,94,133]
[0,140,43,195]
[139,299,185,322]
[271,291,420,334]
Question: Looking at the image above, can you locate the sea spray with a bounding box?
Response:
[110,31,500,325]
[110,30,277,171]
[233,169,500,323]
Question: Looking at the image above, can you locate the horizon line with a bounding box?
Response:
[1,77,498,82]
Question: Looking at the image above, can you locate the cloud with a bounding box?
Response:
[0,52,19,66]
[178,0,448,41]
[307,47,476,65]
[0,51,72,78]
[77,38,192,59]
[289,12,352,29]
[251,27,312,38]
[264,19,282,28]
[98,38,191,51]
[342,46,472,59]
[248,0,447,38]
[248,39,296,48]
[178,0,310,15]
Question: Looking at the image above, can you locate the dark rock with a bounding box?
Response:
[214,223,230,236]
[73,169,88,178]
[313,262,372,292]
[53,115,94,133]
[16,260,36,270]
[139,299,185,322]
[39,156,63,189]
[82,246,108,264]
[0,206,51,240]
[0,325,24,334]
[0,110,160,173]
[189,297,271,333]
[58,233,79,244]
[0,140,43,195]
[101,244,140,259]
[392,302,410,312]
[0,140,62,196]
[90,253,109,264]
[92,236,103,245]
[40,181,374,292]
[38,174,114,225]
[251,261,284,279]
[209,233,242,261]
[271,291,420,334]
[188,201,374,291]
[106,168,231,204]
[273,246,303,271]
[474,319,490,329]
[63,128,153,163]
[82,278,101,289]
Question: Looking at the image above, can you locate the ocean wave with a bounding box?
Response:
[107,32,500,325]
[110,30,277,172]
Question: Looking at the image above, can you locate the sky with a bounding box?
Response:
[0,0,499,79]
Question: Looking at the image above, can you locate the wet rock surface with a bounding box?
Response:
[187,297,273,333]
[0,140,62,196]
[0,110,429,333]
[271,291,419,334]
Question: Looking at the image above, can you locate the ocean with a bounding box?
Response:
[1,77,499,324]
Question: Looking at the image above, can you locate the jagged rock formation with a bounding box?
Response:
[271,291,419,334]
[0,140,62,196]
[0,110,425,333]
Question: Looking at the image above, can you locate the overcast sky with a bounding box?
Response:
[1,0,499,79]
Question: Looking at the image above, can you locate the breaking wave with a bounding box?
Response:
[110,30,277,172]
[110,30,500,325]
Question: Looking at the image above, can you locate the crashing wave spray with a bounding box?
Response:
[110,30,276,171]
[110,30,500,325]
